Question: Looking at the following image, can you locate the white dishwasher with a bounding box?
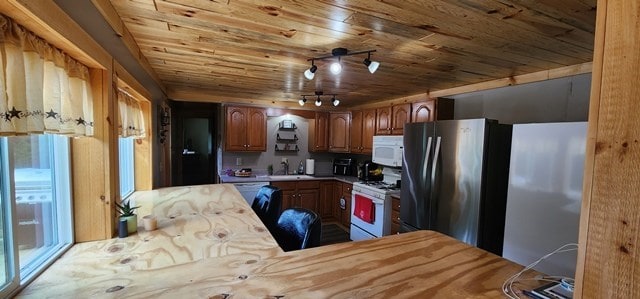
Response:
[233,182,269,206]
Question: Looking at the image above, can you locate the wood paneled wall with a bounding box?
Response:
[576,0,640,297]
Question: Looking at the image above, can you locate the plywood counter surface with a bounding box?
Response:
[17,184,534,298]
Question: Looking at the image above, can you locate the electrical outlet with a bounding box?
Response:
[236,157,242,166]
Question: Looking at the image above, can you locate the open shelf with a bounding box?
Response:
[275,144,299,152]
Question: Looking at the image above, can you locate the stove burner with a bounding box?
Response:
[359,181,400,190]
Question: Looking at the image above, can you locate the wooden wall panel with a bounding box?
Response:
[72,68,114,242]
[576,0,640,297]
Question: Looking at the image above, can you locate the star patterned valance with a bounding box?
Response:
[0,14,94,136]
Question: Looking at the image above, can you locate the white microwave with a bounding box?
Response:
[372,135,404,167]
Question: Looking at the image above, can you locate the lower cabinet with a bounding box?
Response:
[272,180,351,230]
[271,180,320,214]
[333,182,352,229]
[391,195,401,234]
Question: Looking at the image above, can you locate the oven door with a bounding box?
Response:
[350,190,387,241]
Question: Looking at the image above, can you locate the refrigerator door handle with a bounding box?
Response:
[431,136,442,190]
[422,137,433,182]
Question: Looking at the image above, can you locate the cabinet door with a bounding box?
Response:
[309,112,329,152]
[271,181,296,210]
[329,112,350,153]
[225,106,247,151]
[411,100,435,123]
[319,181,335,219]
[333,182,344,220]
[375,106,392,135]
[361,109,377,154]
[391,103,411,135]
[298,188,319,213]
[350,110,363,153]
[340,182,353,228]
[246,108,267,151]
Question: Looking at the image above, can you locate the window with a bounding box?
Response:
[0,135,72,296]
[119,137,135,199]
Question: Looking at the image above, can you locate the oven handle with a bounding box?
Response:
[352,191,385,205]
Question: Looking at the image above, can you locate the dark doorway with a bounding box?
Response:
[171,102,220,186]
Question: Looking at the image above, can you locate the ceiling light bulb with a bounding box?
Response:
[332,96,340,107]
[298,97,307,106]
[315,96,322,106]
[304,64,317,80]
[329,58,342,75]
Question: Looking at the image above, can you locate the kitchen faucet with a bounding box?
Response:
[281,160,289,175]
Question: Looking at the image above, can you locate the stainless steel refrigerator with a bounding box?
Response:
[400,119,512,255]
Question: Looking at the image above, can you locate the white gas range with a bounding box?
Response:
[350,168,401,241]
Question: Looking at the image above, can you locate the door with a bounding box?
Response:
[375,107,391,135]
[246,108,267,151]
[391,104,411,135]
[400,122,435,231]
[412,100,435,123]
[361,109,376,153]
[329,112,350,152]
[433,119,487,246]
[225,106,247,151]
[350,110,363,153]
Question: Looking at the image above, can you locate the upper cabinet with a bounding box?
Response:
[328,112,351,153]
[412,98,454,122]
[376,103,411,135]
[224,106,267,152]
[351,109,376,154]
[309,112,329,152]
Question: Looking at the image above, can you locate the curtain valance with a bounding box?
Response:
[117,89,145,138]
[0,14,94,136]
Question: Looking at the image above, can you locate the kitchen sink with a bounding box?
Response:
[268,175,314,180]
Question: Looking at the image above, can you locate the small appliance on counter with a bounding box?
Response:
[359,161,383,182]
[333,158,356,176]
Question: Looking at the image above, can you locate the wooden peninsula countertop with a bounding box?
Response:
[17,184,535,298]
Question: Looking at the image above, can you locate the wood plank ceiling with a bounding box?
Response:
[108,0,596,107]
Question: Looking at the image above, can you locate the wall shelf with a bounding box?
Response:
[275,144,299,152]
[276,134,298,142]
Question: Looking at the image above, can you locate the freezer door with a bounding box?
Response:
[433,119,488,246]
[400,122,435,230]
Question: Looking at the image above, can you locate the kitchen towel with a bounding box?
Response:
[305,159,315,175]
[353,194,375,223]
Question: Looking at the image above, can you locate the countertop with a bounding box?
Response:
[17,184,539,298]
[220,174,360,184]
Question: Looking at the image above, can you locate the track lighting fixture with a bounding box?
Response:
[363,52,380,74]
[329,57,342,75]
[303,48,379,80]
[331,95,340,107]
[300,91,341,107]
[304,61,317,80]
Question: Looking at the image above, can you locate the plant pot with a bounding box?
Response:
[120,215,138,234]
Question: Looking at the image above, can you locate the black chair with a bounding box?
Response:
[251,185,282,233]
[273,207,322,252]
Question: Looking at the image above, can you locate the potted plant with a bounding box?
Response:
[116,199,140,234]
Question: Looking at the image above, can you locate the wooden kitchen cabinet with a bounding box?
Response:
[328,112,351,153]
[391,194,401,234]
[224,105,267,151]
[271,180,320,214]
[411,98,454,122]
[376,103,411,135]
[308,112,329,152]
[350,109,376,154]
[332,181,352,229]
[319,181,336,220]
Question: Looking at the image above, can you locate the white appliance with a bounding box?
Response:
[233,182,269,206]
[372,135,403,167]
[350,168,401,241]
[503,122,587,278]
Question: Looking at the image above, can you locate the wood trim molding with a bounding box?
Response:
[0,0,110,69]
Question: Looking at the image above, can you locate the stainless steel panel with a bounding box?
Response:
[433,119,487,246]
[400,122,434,230]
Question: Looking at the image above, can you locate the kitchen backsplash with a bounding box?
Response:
[220,115,335,176]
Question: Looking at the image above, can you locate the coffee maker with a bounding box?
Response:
[359,161,383,181]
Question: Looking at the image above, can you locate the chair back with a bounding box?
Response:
[274,208,322,251]
[251,185,282,233]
